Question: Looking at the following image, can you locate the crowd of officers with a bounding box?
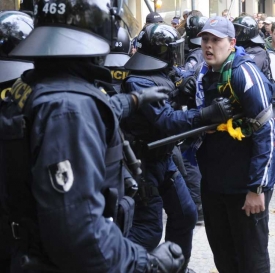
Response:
[0,1,275,273]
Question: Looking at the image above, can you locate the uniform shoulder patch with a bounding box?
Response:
[48,160,74,193]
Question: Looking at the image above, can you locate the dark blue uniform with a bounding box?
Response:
[122,68,200,261]
[0,62,148,273]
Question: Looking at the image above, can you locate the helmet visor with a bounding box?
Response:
[170,37,185,66]
[234,24,258,42]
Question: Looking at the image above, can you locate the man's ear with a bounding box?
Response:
[230,38,236,50]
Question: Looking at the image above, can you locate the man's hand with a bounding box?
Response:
[177,76,196,98]
[131,86,170,108]
[242,191,265,217]
[146,241,185,273]
[173,76,197,109]
[200,97,233,125]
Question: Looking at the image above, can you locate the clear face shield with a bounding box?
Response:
[169,37,185,67]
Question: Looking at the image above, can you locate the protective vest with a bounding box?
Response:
[0,74,132,252]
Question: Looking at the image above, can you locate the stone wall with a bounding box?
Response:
[0,0,16,10]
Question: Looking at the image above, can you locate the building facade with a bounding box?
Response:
[130,0,275,34]
[1,0,275,37]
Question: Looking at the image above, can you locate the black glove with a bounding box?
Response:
[131,86,171,108]
[200,97,233,125]
[177,76,196,98]
[146,241,185,273]
[174,76,197,109]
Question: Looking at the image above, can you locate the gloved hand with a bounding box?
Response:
[131,86,171,108]
[177,76,196,99]
[200,97,233,125]
[173,76,197,109]
[146,241,185,273]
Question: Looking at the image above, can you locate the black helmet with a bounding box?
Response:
[186,16,208,47]
[10,0,124,58]
[104,27,131,67]
[233,15,264,44]
[125,23,184,71]
[0,11,33,83]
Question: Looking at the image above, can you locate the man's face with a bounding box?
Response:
[201,33,236,71]
[265,22,272,33]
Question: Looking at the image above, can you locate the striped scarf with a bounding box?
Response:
[185,51,251,165]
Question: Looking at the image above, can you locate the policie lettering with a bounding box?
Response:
[110,70,129,80]
[0,87,11,100]
[10,78,33,109]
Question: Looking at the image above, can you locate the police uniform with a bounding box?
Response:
[121,70,199,262]
[0,61,33,273]
[0,10,34,273]
[122,24,203,272]
[0,1,187,272]
[0,59,150,273]
[184,48,204,72]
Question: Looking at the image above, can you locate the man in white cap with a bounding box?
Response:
[194,16,274,273]
[263,17,275,37]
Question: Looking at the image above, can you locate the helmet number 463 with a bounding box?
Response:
[35,3,66,15]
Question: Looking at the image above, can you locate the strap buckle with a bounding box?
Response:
[11,222,20,240]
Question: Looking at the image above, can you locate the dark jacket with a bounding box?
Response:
[197,47,274,194]
[0,61,147,273]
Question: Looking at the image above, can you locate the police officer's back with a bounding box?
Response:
[0,1,184,272]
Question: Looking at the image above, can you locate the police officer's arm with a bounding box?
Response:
[124,78,231,135]
[30,94,148,272]
[233,62,274,215]
[110,87,169,120]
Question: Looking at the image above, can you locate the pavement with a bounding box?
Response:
[161,193,275,273]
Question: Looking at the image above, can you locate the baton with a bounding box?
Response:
[147,114,243,150]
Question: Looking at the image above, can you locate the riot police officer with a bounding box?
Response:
[0,1,185,272]
[122,23,233,273]
[0,10,33,273]
[184,15,208,72]
[104,27,131,93]
[233,15,272,79]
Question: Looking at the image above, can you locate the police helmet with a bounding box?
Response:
[186,16,208,47]
[0,11,34,83]
[124,23,184,71]
[233,15,264,44]
[104,27,131,67]
[10,0,124,58]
